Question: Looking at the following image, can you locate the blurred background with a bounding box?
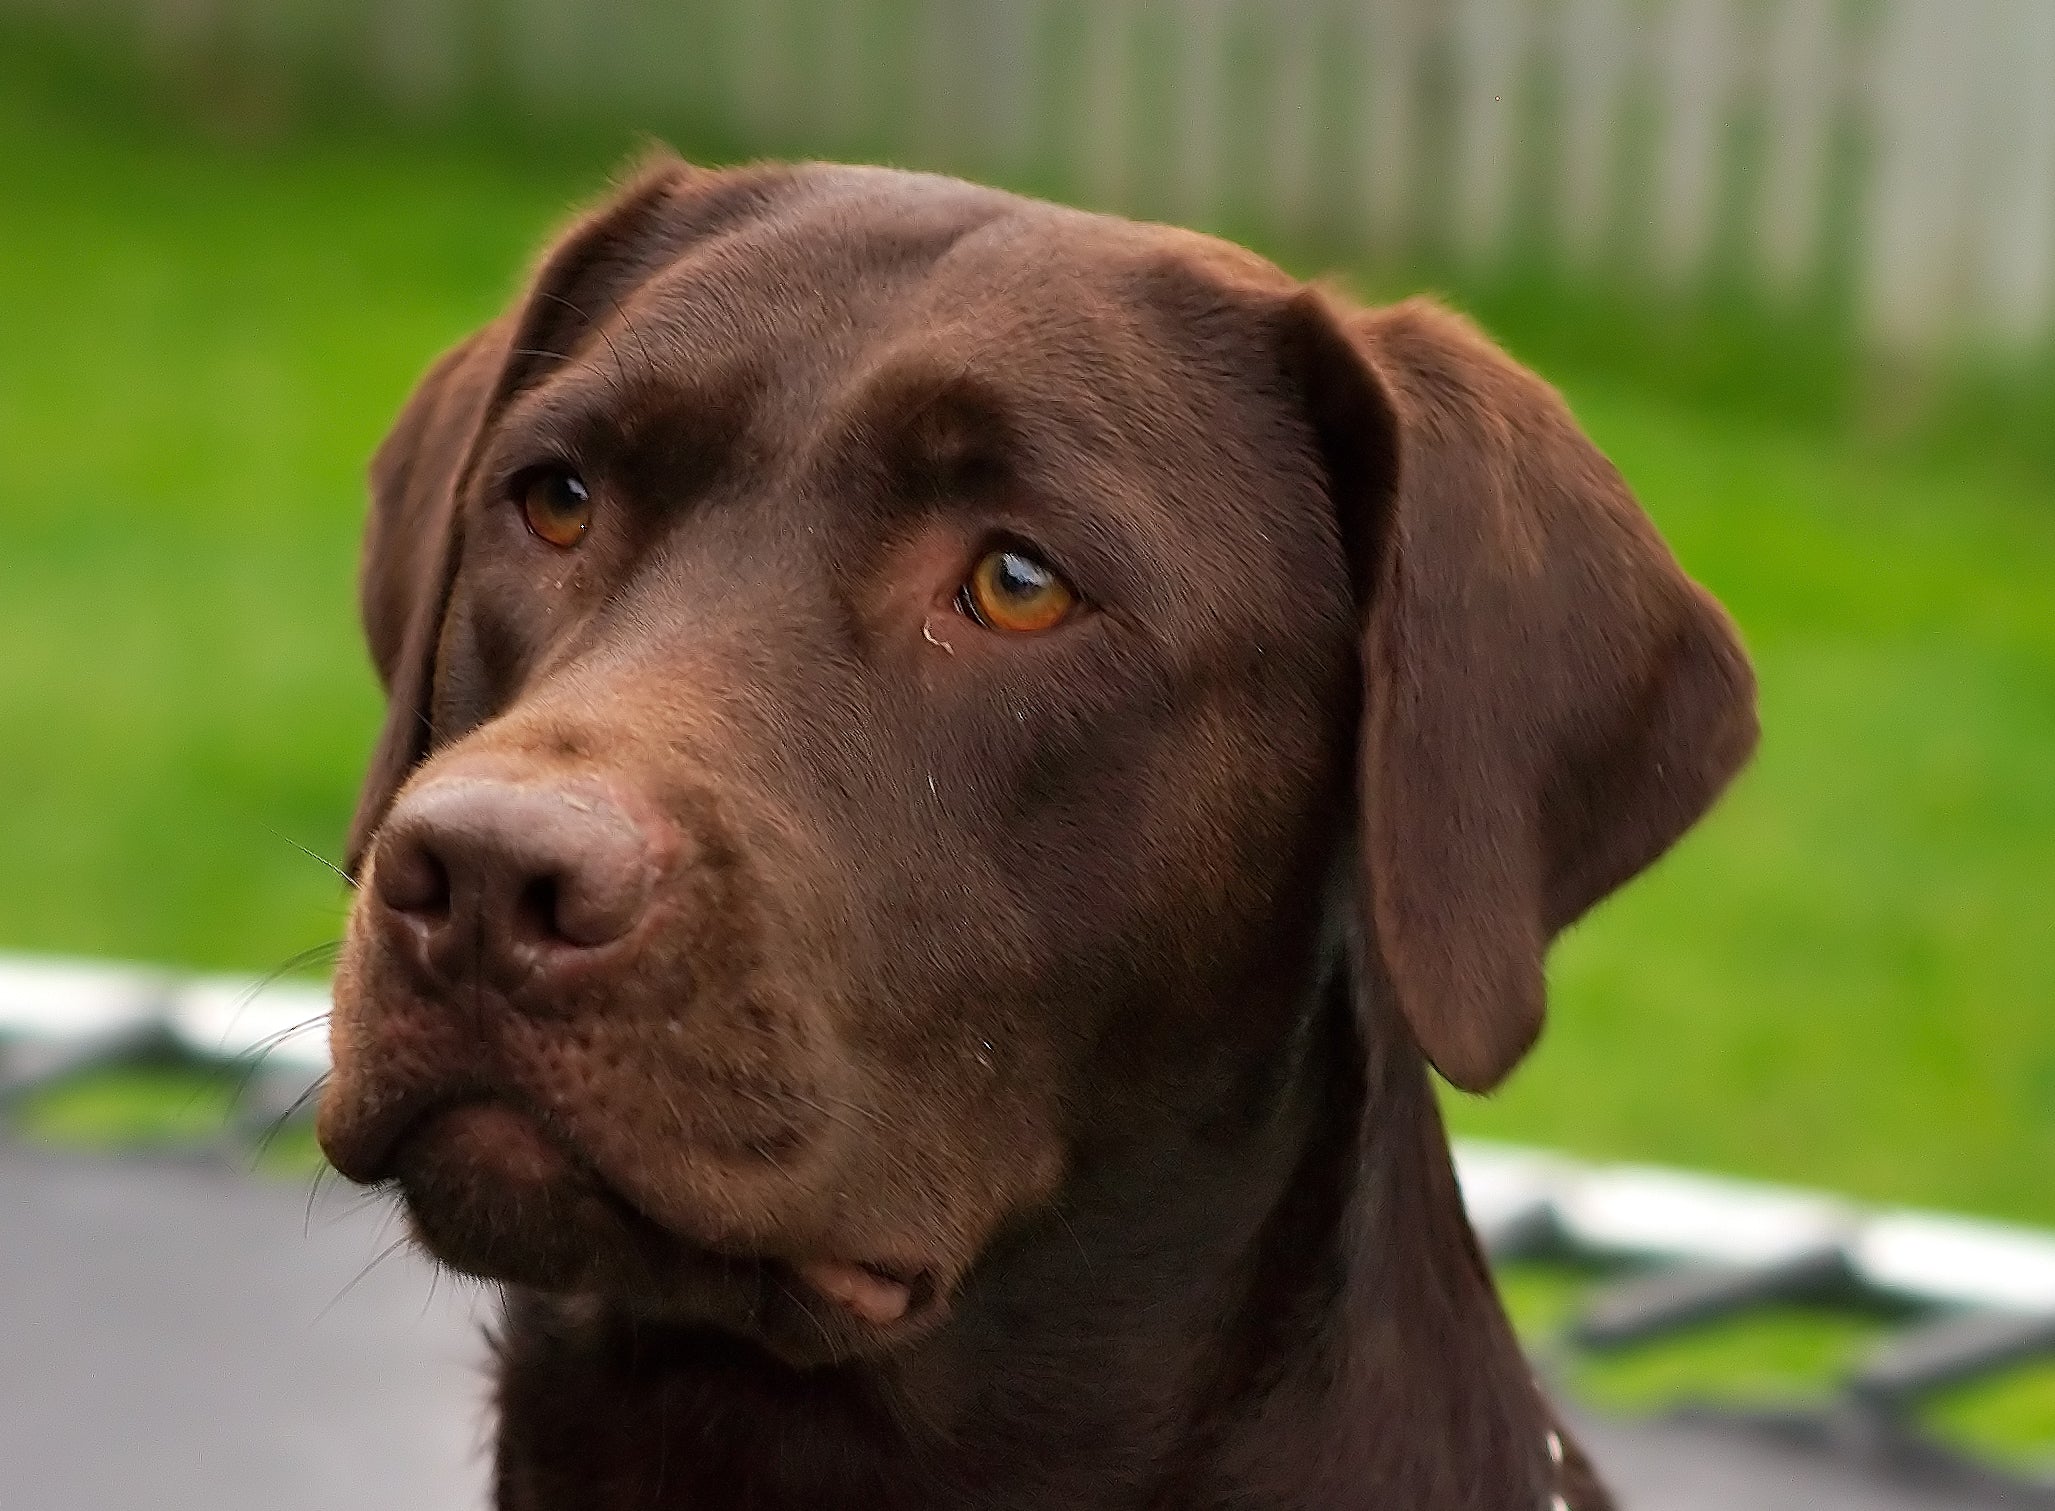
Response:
[0,0,2050,1494]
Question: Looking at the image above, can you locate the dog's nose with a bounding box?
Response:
[371,779,660,983]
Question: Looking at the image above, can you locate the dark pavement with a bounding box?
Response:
[0,1142,2032,1510]
[1,1144,490,1510]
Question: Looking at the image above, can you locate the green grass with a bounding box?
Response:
[2,47,2052,1235]
[1494,1262,1881,1416]
[10,1060,325,1173]
[1929,1358,2055,1475]
[0,57,620,972]
[1496,1261,2055,1467]
[14,1063,241,1149]
[1570,1304,1879,1416]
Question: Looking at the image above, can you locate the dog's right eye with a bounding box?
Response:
[518,468,592,549]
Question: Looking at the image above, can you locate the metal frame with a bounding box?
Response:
[6,952,2053,1498]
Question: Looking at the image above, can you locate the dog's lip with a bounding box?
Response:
[320,1078,503,1183]
[333,1085,944,1329]
[385,1089,592,1190]
[791,1256,932,1326]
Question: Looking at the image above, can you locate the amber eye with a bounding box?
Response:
[519,468,592,548]
[959,547,1078,634]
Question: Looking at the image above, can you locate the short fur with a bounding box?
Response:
[318,155,1757,1511]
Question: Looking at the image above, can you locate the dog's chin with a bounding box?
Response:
[388,1101,669,1292]
[387,1101,952,1367]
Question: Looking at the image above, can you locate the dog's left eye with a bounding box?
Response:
[958,548,1077,634]
[519,468,592,549]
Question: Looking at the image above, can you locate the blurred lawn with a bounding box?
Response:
[1494,1261,2055,1469]
[2,54,2051,1228]
[0,61,611,974]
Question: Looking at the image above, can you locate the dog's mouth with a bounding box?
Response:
[790,1254,929,1326]
[352,1095,939,1345]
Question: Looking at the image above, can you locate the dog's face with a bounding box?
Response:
[318,159,1755,1366]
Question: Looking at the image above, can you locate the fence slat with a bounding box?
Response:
[1448,0,1529,268]
[981,0,1046,178]
[1755,0,1840,296]
[1649,0,1741,285]
[1353,0,1426,257]
[727,0,803,147]
[1170,0,1231,228]
[1077,0,1138,208]
[1265,0,1325,237]
[503,0,572,104]
[364,0,454,113]
[810,0,870,157]
[1966,0,2055,347]
[1553,0,1633,269]
[1862,0,1979,353]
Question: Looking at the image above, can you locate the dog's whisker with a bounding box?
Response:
[761,1088,934,1195]
[1051,1206,1094,1278]
[266,826,357,889]
[234,1010,333,1066]
[609,293,656,376]
[225,1013,333,1113]
[509,347,611,398]
[330,1185,392,1229]
[775,1271,842,1358]
[215,941,343,1105]
[303,1161,336,1237]
[534,290,630,401]
[315,1234,415,1326]
[370,1195,405,1253]
[254,1070,331,1163]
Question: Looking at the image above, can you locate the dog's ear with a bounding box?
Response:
[348,321,505,874]
[346,153,708,873]
[1287,294,1758,1092]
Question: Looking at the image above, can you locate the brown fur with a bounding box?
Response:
[318,154,1757,1510]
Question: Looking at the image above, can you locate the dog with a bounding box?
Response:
[317,153,1757,1510]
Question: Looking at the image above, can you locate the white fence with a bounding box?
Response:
[16,0,2055,361]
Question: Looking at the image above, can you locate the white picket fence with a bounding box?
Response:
[17,0,2055,360]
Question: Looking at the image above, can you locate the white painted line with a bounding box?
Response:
[1552,1163,1859,1269]
[0,956,168,1042]
[1450,1141,1573,1248]
[168,977,333,1074]
[1853,1210,2055,1316]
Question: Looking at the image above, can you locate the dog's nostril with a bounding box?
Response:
[378,841,451,919]
[514,874,563,945]
[512,871,641,950]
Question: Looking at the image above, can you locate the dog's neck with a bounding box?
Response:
[491,984,1562,1511]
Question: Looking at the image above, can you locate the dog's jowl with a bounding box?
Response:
[319,155,1757,1511]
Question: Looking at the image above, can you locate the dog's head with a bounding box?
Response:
[318,157,1755,1364]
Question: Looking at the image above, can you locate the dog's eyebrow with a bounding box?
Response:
[830,357,1021,512]
[490,356,762,499]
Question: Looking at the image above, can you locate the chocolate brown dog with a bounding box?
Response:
[318,154,1756,1510]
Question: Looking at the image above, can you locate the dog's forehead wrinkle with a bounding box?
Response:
[628,178,1022,345]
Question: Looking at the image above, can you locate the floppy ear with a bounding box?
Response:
[347,322,505,875]
[345,153,711,874]
[1289,295,1758,1092]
